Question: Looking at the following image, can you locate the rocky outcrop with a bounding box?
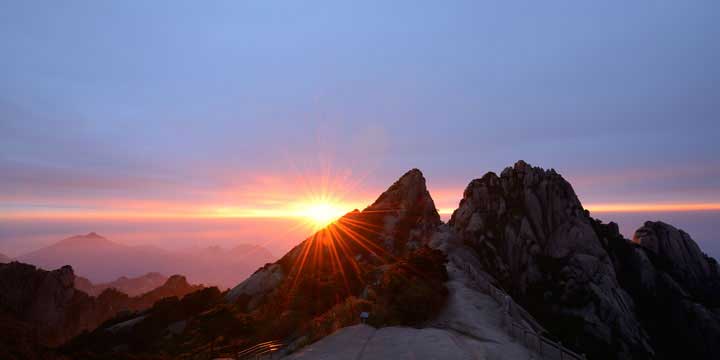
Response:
[599,220,720,359]
[362,168,442,253]
[75,272,169,297]
[0,263,82,346]
[225,263,284,305]
[451,160,720,359]
[633,221,720,301]
[130,275,203,309]
[0,261,204,353]
[450,161,652,358]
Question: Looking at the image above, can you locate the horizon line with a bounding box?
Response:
[3,202,720,221]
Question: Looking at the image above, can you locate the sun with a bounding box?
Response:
[303,202,346,229]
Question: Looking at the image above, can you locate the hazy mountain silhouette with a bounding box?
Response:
[17,233,274,288]
[0,252,10,263]
[75,272,168,297]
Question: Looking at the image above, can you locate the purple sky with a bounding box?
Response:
[1,1,718,257]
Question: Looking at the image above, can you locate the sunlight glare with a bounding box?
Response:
[303,202,346,229]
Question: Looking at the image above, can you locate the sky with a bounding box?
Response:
[1,1,719,257]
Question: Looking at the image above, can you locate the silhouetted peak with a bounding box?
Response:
[633,221,715,288]
[366,168,439,219]
[165,274,190,287]
[399,167,424,180]
[57,232,112,246]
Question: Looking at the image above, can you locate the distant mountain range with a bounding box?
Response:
[75,272,168,297]
[16,232,275,288]
[0,252,10,263]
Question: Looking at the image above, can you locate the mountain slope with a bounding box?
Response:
[227,168,442,305]
[17,233,274,288]
[0,261,204,355]
[0,252,10,263]
[17,233,172,283]
[64,169,451,358]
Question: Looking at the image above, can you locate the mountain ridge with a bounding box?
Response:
[58,162,720,360]
[17,233,275,288]
[75,272,169,297]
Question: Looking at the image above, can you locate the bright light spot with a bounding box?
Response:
[303,202,346,229]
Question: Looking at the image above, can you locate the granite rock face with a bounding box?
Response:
[0,263,83,346]
[449,161,652,359]
[603,220,720,359]
[362,168,442,253]
[225,263,284,306]
[450,160,720,359]
[633,221,720,300]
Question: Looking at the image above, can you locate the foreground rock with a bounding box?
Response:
[286,323,531,360]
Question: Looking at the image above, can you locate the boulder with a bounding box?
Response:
[633,221,720,300]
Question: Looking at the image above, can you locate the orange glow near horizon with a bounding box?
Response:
[584,202,720,213]
[4,201,720,221]
[3,176,720,223]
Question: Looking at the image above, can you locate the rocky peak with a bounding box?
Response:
[452,160,587,251]
[450,161,652,359]
[361,168,442,253]
[164,274,191,289]
[366,168,440,219]
[633,221,708,269]
[226,169,444,308]
[57,264,75,288]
